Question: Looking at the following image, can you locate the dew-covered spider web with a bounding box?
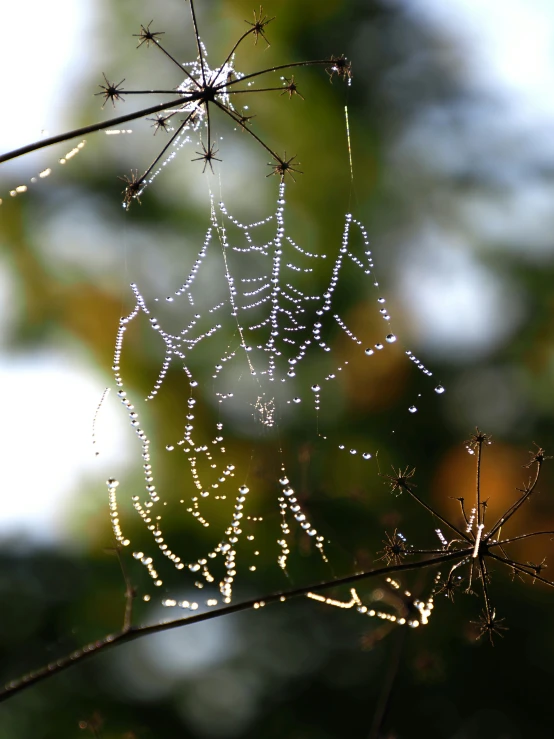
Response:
[106,175,446,619]
[0,15,446,626]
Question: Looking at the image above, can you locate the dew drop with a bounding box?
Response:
[386,334,397,343]
[292,397,301,404]
[434,385,445,394]
[408,406,417,414]
[311,384,321,392]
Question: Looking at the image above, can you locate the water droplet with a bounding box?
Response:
[386,334,397,343]
[408,406,417,414]
[239,485,249,494]
[311,384,321,392]
[349,449,357,455]
[362,453,372,460]
[434,384,445,394]
[292,397,301,404]
[365,348,374,356]
[279,477,289,485]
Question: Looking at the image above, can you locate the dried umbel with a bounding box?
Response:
[376,431,554,642]
[0,1,351,207]
[306,431,554,644]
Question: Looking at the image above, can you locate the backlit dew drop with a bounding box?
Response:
[311,384,321,392]
[349,449,357,455]
[408,405,417,414]
[365,348,374,356]
[386,334,397,343]
[362,453,372,460]
[434,384,445,394]
[292,397,301,404]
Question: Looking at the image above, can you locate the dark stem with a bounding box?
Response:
[0,548,470,703]
[476,439,483,526]
[486,461,542,540]
[116,89,186,95]
[188,0,207,86]
[478,556,491,622]
[153,39,201,87]
[454,497,472,536]
[213,28,255,81]
[403,483,470,542]
[489,530,554,547]
[213,100,278,159]
[225,86,292,94]
[220,59,336,90]
[488,552,554,587]
[140,111,195,183]
[0,96,198,165]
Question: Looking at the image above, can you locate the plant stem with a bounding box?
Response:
[0,548,470,703]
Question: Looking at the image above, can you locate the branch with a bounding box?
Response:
[488,552,554,587]
[401,482,470,543]
[0,548,470,703]
[0,96,200,165]
[486,460,543,540]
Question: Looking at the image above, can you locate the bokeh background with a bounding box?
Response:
[2,0,554,737]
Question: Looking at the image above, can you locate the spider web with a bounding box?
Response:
[0,21,445,621]
[107,173,446,612]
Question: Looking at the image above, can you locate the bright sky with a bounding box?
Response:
[407,0,554,118]
[0,0,95,154]
[1,0,554,543]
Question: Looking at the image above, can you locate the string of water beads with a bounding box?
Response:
[0,141,86,206]
[92,388,110,457]
[307,572,441,628]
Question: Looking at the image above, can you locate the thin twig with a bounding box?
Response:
[0,97,197,165]
[486,461,542,540]
[488,531,554,547]
[0,548,470,704]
